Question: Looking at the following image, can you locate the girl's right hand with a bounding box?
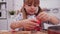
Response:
[21,19,39,30]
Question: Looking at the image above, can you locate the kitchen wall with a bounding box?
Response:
[6,0,14,11]
[40,0,60,8]
[13,0,23,11]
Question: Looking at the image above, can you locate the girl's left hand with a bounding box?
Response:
[37,12,50,21]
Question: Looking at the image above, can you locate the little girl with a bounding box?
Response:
[10,0,59,31]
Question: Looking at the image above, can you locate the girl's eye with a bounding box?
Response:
[34,5,36,7]
[34,5,37,7]
[28,4,31,6]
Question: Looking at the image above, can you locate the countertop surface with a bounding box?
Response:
[0,30,47,34]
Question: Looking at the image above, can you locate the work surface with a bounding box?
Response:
[0,30,47,34]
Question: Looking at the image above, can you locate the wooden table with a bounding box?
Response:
[0,30,47,34]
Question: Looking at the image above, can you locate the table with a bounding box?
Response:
[0,30,47,34]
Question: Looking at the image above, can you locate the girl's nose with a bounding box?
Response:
[31,6,35,9]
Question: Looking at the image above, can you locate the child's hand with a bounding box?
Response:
[21,19,39,30]
[37,12,50,21]
[10,29,16,32]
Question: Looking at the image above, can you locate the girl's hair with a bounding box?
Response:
[19,0,42,19]
[23,0,40,6]
[20,6,42,19]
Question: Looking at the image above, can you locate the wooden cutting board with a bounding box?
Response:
[0,30,47,34]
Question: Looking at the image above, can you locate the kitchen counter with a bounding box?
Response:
[0,30,47,34]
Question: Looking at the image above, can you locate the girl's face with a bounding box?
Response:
[24,0,39,15]
[24,4,38,15]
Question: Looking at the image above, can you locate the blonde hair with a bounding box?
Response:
[17,0,42,19]
[23,0,40,6]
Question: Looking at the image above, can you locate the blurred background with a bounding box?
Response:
[0,0,60,30]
